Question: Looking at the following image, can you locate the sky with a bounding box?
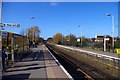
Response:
[2,2,118,40]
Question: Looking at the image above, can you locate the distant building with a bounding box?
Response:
[95,35,104,42]
[94,35,118,43]
[47,37,53,43]
[94,35,117,42]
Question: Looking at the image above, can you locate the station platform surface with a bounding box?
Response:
[58,45,120,58]
[80,47,119,58]
[2,45,72,80]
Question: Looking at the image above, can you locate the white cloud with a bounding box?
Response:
[50,2,59,6]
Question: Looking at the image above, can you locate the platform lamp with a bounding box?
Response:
[106,13,115,53]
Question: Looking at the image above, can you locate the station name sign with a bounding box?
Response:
[0,23,20,27]
[2,31,8,37]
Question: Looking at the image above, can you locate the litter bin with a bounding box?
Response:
[116,48,120,54]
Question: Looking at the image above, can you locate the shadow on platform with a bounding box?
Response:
[14,63,39,68]
[7,66,46,72]
[2,73,30,80]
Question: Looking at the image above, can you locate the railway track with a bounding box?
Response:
[46,45,94,80]
[46,44,120,79]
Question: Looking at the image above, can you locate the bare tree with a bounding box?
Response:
[26,26,40,42]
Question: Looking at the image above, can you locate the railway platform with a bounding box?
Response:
[2,44,72,80]
[56,44,120,60]
[49,44,120,78]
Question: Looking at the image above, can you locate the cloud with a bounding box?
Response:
[50,0,59,6]
[50,2,59,6]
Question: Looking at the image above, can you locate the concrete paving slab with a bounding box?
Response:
[2,45,71,80]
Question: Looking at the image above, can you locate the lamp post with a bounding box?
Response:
[62,35,64,45]
[29,17,34,41]
[106,13,115,53]
[26,29,29,50]
[67,30,70,45]
[27,17,34,49]
[30,17,35,43]
[78,25,82,47]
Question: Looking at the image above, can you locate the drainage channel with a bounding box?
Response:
[46,45,93,80]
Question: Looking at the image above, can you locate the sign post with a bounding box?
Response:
[104,38,109,52]
[0,0,2,79]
